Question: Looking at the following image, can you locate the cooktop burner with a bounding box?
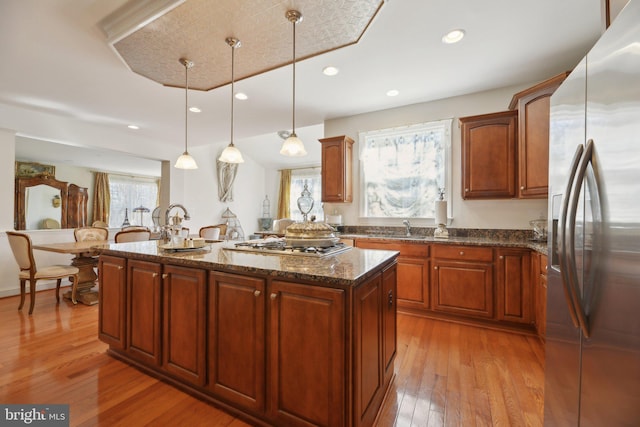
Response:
[227,238,352,257]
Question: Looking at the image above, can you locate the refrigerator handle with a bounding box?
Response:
[566,140,594,338]
[558,143,584,329]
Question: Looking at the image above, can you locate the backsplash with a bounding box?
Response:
[339,225,535,242]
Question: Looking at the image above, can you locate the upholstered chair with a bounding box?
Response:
[6,231,80,314]
[114,229,151,243]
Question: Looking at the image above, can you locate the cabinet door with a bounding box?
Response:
[431,260,493,318]
[511,72,568,198]
[535,254,548,338]
[320,135,354,203]
[127,259,162,365]
[208,271,265,413]
[382,263,397,381]
[162,265,206,386]
[496,249,532,324]
[268,280,345,427]
[98,255,126,349]
[460,110,517,199]
[354,273,383,427]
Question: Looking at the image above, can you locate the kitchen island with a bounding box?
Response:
[97,240,398,427]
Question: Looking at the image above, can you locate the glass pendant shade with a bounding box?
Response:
[218,37,244,163]
[175,58,198,169]
[175,152,198,169]
[280,132,307,156]
[282,10,307,157]
[219,144,244,163]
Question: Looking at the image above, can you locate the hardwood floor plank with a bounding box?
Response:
[0,290,544,427]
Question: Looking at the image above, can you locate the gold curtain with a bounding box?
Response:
[277,169,292,219]
[92,172,110,225]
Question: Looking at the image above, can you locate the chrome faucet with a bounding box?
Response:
[402,219,411,236]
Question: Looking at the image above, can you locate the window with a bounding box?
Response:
[359,119,452,218]
[288,169,324,222]
[108,175,159,228]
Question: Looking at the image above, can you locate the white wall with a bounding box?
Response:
[323,82,548,229]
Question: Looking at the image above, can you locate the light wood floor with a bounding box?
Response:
[0,289,544,426]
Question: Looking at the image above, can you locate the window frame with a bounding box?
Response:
[358,119,453,220]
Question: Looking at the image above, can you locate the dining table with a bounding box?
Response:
[32,240,109,306]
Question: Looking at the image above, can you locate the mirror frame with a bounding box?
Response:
[15,176,68,230]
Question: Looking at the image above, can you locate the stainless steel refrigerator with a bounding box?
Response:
[544,0,640,427]
[545,0,640,425]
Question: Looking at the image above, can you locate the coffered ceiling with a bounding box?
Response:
[105,0,384,91]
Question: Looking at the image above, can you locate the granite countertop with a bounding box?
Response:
[97,240,399,286]
[338,229,548,255]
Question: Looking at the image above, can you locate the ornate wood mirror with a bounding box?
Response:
[15,176,69,230]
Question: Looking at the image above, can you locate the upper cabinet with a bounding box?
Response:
[460,110,517,199]
[319,135,354,203]
[509,72,570,198]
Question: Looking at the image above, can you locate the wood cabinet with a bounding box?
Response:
[268,279,345,427]
[431,245,494,318]
[509,72,570,198]
[355,240,429,310]
[496,248,532,324]
[67,183,88,228]
[320,135,354,203]
[460,110,517,199]
[162,265,207,386]
[208,271,265,412]
[98,255,126,349]
[534,253,548,339]
[126,260,162,366]
[382,264,397,385]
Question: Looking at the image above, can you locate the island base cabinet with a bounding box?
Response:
[496,249,532,324]
[268,280,345,427]
[162,265,207,387]
[208,272,266,413]
[98,255,126,349]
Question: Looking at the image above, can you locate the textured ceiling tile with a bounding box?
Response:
[112,0,384,91]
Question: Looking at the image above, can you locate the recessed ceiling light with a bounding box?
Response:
[235,92,248,100]
[322,66,339,76]
[386,89,399,97]
[189,106,201,113]
[127,125,139,130]
[442,29,465,44]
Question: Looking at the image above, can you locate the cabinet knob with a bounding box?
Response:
[434,266,439,270]
[152,273,158,278]
[270,293,278,300]
[520,186,525,190]
[162,273,168,279]
[388,290,393,308]
[499,255,504,260]
[254,290,261,297]
[459,251,465,256]
[465,188,469,192]
[117,266,123,270]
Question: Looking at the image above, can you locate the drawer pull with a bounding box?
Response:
[499,255,504,260]
[434,266,438,270]
[465,188,469,192]
[254,290,261,297]
[521,186,525,190]
[152,273,158,278]
[270,293,278,300]
[117,266,123,270]
[162,273,168,279]
[459,251,465,256]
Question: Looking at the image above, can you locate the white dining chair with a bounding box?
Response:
[6,231,80,314]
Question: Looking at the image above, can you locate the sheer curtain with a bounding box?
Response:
[92,172,110,225]
[108,175,158,228]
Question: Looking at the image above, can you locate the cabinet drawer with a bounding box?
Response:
[432,245,493,262]
[355,239,429,257]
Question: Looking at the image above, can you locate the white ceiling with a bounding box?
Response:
[2,0,602,172]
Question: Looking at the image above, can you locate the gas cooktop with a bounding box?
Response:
[225,238,352,257]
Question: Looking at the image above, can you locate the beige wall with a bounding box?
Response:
[323,82,548,230]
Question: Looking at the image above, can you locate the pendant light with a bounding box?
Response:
[280,10,307,157]
[218,37,245,163]
[175,58,198,169]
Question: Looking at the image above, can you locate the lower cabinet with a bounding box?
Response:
[99,256,397,427]
[98,255,126,349]
[208,271,266,412]
[355,240,429,310]
[534,253,548,339]
[431,245,494,318]
[269,280,346,427]
[495,248,532,324]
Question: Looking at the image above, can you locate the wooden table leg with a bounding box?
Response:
[62,255,99,305]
